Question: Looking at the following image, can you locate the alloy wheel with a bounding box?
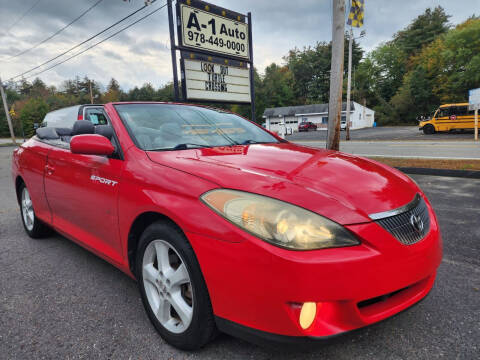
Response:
[142,239,194,334]
[21,187,34,231]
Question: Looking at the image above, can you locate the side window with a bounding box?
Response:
[85,108,108,125]
[438,107,450,117]
[42,106,79,128]
[456,106,468,116]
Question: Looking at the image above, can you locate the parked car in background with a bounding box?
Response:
[12,102,442,350]
[41,104,106,128]
[298,121,317,132]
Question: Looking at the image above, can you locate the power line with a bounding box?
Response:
[23,3,167,80]
[6,0,105,60]
[8,0,158,81]
[2,0,42,36]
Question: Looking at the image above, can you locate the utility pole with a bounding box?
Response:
[167,0,179,101]
[0,78,16,145]
[345,27,353,141]
[89,80,94,104]
[326,0,345,151]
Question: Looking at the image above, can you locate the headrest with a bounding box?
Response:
[94,125,114,140]
[55,127,72,136]
[72,120,94,135]
[36,127,59,140]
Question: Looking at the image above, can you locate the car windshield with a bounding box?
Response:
[114,104,279,151]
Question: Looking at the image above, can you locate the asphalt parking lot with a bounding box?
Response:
[0,146,479,359]
[287,126,476,142]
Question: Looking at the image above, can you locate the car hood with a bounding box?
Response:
[146,143,418,225]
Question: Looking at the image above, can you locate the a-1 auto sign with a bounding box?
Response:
[182,56,251,103]
[178,0,250,60]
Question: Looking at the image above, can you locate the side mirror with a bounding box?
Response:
[70,134,115,156]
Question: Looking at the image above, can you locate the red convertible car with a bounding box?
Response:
[11,102,442,350]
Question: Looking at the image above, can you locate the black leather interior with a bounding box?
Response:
[36,127,59,140]
[94,125,113,140]
[72,120,95,135]
[55,127,72,136]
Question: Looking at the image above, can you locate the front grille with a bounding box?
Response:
[357,286,409,309]
[372,194,430,245]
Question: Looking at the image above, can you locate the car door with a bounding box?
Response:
[44,128,125,265]
[435,106,451,131]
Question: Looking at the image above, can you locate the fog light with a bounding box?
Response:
[299,302,317,329]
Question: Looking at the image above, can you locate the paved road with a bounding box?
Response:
[0,138,24,145]
[293,140,480,159]
[0,146,479,359]
[287,126,476,142]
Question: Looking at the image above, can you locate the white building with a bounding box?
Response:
[263,101,375,133]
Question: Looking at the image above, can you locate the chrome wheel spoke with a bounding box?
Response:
[143,263,159,287]
[154,241,172,273]
[144,281,160,313]
[169,291,193,326]
[157,298,171,323]
[167,263,189,288]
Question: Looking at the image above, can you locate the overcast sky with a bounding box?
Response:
[0,0,476,90]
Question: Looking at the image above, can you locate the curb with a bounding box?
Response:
[396,167,480,179]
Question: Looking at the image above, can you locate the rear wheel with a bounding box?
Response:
[19,184,51,238]
[136,221,216,350]
[423,124,435,135]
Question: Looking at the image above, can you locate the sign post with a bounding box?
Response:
[168,0,254,117]
[469,88,480,141]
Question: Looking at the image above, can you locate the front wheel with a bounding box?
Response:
[136,221,216,350]
[423,124,435,135]
[19,184,51,238]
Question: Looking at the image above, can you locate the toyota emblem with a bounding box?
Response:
[410,214,424,233]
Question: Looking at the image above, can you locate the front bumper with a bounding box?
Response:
[215,287,431,347]
[186,201,442,340]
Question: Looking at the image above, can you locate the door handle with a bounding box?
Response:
[45,165,55,175]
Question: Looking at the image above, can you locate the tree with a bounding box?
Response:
[355,6,452,124]
[260,63,296,108]
[391,17,480,124]
[126,82,156,101]
[393,6,450,60]
[284,38,362,104]
[16,98,49,137]
[102,78,123,102]
[156,82,176,102]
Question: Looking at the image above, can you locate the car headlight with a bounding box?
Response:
[201,189,360,250]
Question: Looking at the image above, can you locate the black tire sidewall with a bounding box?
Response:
[423,124,435,134]
[135,221,215,350]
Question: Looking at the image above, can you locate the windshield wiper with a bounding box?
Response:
[240,140,272,145]
[171,143,211,150]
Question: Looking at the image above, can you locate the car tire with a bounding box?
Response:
[423,124,435,135]
[136,221,216,350]
[18,183,52,238]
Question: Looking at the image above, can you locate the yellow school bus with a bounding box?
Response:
[419,103,476,134]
